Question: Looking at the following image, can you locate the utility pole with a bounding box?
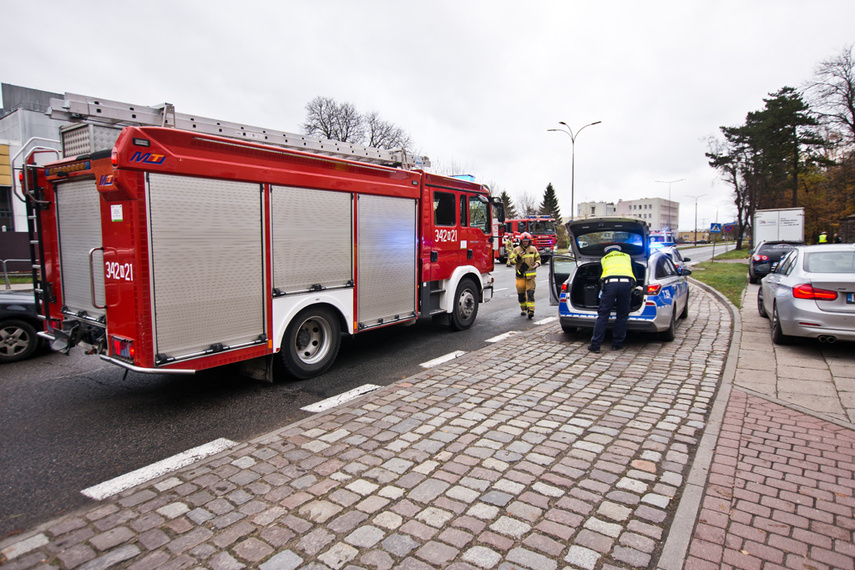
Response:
[687,194,706,246]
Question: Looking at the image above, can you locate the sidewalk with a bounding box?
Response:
[1,282,852,569]
[683,284,855,570]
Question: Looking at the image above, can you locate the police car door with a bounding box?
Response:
[548,254,576,306]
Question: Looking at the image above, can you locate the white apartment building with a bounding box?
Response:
[576,201,617,219]
[615,197,679,231]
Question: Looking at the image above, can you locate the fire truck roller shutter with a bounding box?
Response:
[357,194,417,329]
[147,174,265,362]
[55,178,106,317]
[270,186,353,292]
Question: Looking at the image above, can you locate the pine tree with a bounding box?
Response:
[500,190,518,219]
[539,183,562,223]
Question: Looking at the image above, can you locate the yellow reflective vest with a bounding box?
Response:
[600,250,634,279]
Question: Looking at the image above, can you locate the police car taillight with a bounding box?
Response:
[646,284,662,296]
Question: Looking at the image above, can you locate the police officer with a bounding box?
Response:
[589,244,635,353]
[509,232,540,319]
[819,231,828,244]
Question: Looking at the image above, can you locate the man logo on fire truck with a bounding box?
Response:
[130,151,166,165]
[22,93,503,382]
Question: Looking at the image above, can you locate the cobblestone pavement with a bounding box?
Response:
[0,283,770,570]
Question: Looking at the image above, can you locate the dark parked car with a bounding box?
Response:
[748,240,804,284]
[0,290,43,363]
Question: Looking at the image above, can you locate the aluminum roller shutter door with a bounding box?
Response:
[147,174,264,360]
[271,186,352,292]
[357,195,417,327]
[55,178,106,317]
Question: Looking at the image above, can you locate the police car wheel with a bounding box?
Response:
[281,306,341,379]
[661,308,677,342]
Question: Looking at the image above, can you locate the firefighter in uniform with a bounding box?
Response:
[588,244,635,353]
[509,232,540,319]
[505,235,514,266]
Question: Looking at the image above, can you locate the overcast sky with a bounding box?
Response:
[3,1,854,230]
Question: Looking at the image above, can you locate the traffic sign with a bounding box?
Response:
[723,224,734,233]
[710,223,722,233]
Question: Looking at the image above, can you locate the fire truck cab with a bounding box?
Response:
[503,216,558,261]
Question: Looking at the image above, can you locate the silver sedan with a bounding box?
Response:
[757,244,855,344]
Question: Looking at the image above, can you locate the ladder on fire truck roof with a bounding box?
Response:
[46,93,430,170]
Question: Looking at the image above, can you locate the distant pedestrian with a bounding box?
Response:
[834,233,842,243]
[588,245,635,353]
[508,232,540,319]
[505,235,514,266]
[818,231,828,244]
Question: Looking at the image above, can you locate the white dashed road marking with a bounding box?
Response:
[486,331,519,343]
[301,384,382,413]
[81,438,237,500]
[420,351,467,368]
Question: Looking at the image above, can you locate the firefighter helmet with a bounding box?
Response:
[520,232,532,242]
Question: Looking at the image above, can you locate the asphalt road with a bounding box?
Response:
[0,262,552,539]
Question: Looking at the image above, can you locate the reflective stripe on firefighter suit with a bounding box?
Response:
[509,245,540,314]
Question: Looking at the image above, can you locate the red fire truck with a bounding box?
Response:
[503,215,558,261]
[21,95,500,380]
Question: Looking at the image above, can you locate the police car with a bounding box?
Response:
[549,218,691,341]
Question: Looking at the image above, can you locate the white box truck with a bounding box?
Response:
[753,208,805,245]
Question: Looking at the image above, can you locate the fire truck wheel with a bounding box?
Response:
[280,306,341,379]
[450,278,479,331]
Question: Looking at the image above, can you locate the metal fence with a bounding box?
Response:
[1,259,30,290]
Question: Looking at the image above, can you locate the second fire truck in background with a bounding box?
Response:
[502,216,558,262]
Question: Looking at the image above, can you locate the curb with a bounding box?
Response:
[656,277,741,569]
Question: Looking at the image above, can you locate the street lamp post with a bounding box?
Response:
[655,178,684,231]
[687,194,706,245]
[549,120,601,221]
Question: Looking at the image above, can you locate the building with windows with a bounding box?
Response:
[615,197,678,231]
[576,201,616,219]
[0,84,67,267]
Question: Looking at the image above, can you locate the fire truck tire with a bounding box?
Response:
[280,306,341,379]
[449,278,479,331]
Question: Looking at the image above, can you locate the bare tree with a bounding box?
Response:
[302,97,412,152]
[302,96,366,143]
[365,111,412,151]
[516,192,538,217]
[806,44,855,147]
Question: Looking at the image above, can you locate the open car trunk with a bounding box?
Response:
[568,261,646,311]
[549,255,646,312]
